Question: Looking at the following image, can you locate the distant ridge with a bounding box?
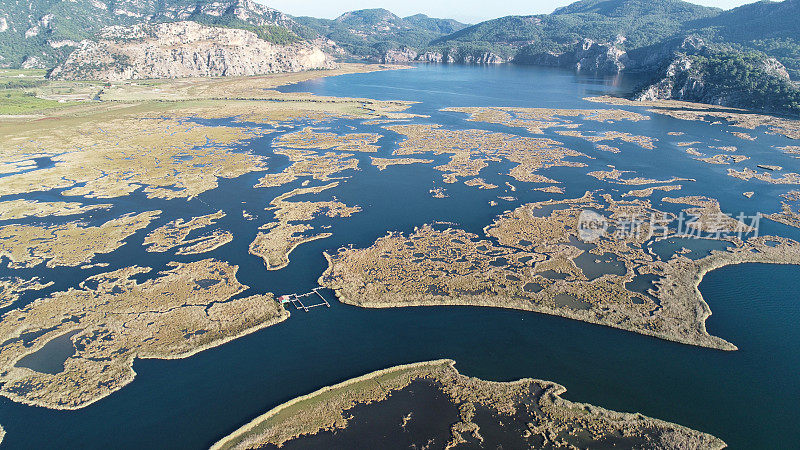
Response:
[293,8,468,62]
[552,0,720,18]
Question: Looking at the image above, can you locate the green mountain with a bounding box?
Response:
[294,9,467,60]
[419,0,800,115]
[552,0,719,19]
[635,46,800,114]
[403,14,467,35]
[689,0,800,78]
[0,0,310,68]
[427,0,800,78]
[432,0,720,59]
[691,0,800,41]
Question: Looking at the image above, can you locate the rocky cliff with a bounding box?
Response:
[427,50,504,64]
[382,47,418,64]
[634,54,707,102]
[633,44,799,113]
[516,38,629,75]
[0,0,314,69]
[378,46,505,64]
[49,21,333,81]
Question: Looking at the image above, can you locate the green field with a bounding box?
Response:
[0,69,68,115]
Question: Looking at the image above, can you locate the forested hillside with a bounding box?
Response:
[294,9,467,60]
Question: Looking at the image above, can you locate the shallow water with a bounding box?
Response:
[1,65,799,449]
[14,330,78,375]
[268,380,460,449]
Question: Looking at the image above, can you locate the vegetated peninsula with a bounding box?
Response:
[0,259,291,409]
[212,360,726,450]
[320,193,800,351]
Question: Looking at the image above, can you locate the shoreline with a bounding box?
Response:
[0,64,414,413]
[320,238,800,351]
[0,304,291,412]
[0,63,416,121]
[211,359,726,450]
[210,359,452,450]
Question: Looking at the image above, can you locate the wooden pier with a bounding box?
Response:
[278,288,330,312]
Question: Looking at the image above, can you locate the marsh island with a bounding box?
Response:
[213,360,725,450]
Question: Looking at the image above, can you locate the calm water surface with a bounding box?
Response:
[1,65,798,449]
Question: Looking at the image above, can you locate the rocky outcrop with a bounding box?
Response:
[0,0,312,69]
[626,36,706,72]
[633,47,796,111]
[50,21,334,81]
[516,38,629,75]
[21,56,47,69]
[196,0,297,30]
[377,47,506,64]
[382,46,417,63]
[634,54,708,102]
[573,38,629,74]
[461,52,504,64]
[414,49,504,64]
[417,51,454,63]
[762,57,791,81]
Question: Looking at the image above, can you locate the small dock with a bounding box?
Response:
[277,288,330,312]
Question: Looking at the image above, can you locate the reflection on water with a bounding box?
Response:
[573,251,626,280]
[15,330,79,375]
[626,273,661,304]
[553,293,592,311]
[270,380,459,450]
[650,237,733,261]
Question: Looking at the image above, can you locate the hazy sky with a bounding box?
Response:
[264,0,767,23]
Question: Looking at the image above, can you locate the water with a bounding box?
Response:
[271,380,460,449]
[1,65,799,449]
[14,330,79,375]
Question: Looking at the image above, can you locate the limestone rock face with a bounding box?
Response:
[633,51,794,109]
[461,52,504,64]
[414,49,503,64]
[382,47,418,63]
[417,51,451,63]
[0,0,312,68]
[635,55,706,102]
[517,38,628,75]
[50,21,335,81]
[573,38,629,74]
